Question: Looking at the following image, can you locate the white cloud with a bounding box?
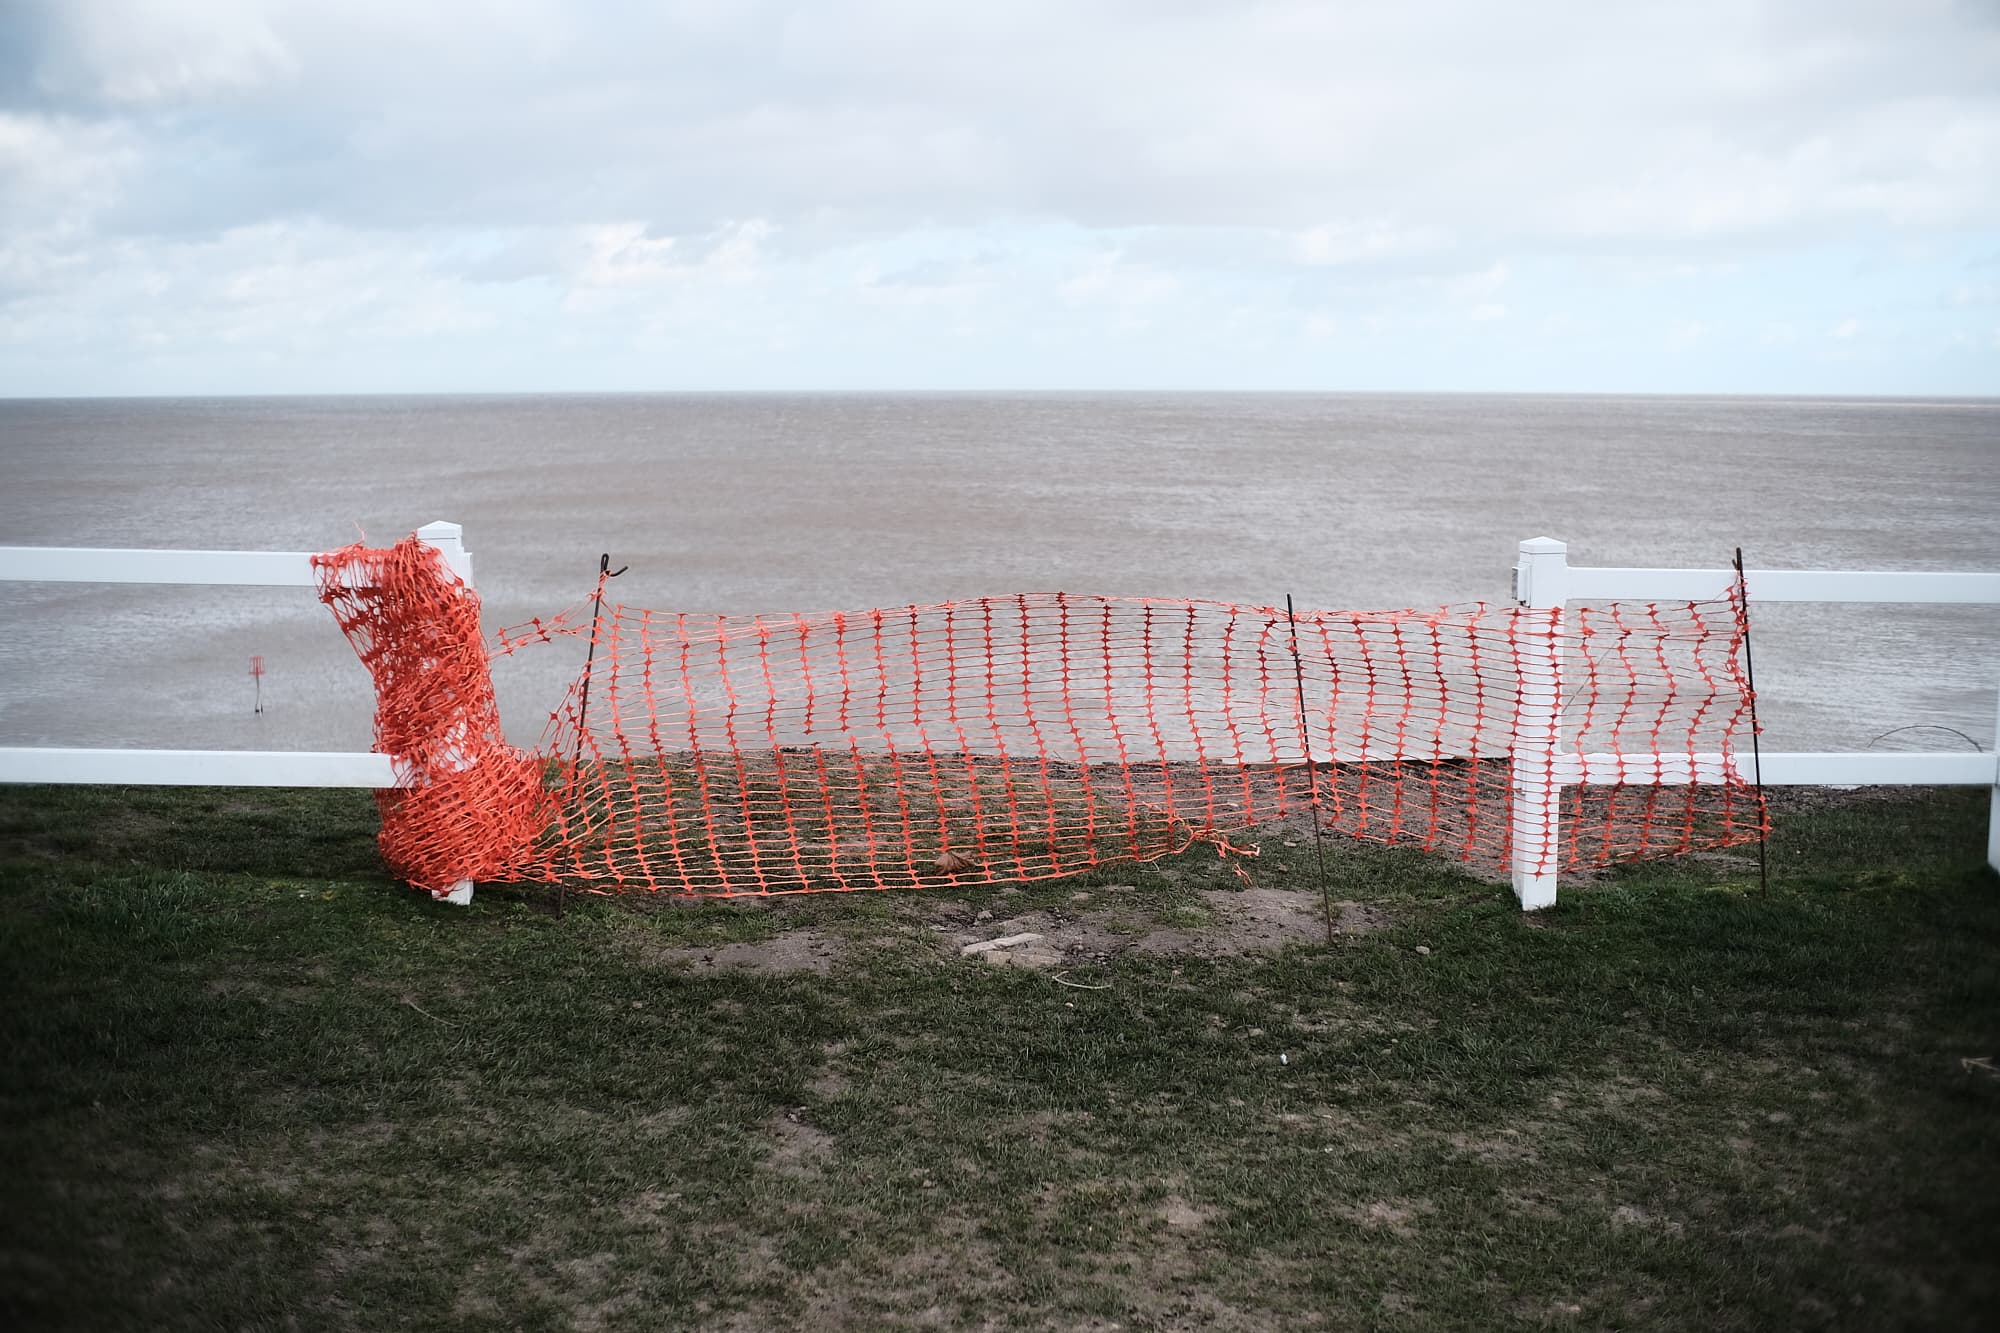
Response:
[10,1,1997,247]
[1291,221,1452,267]
[556,219,775,331]
[0,112,136,235]
[0,221,491,354]
[574,224,681,290]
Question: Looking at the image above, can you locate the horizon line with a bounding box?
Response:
[4,388,1997,404]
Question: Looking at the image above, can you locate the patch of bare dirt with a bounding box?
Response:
[765,1109,836,1177]
[1509,1295,1588,1322]
[964,931,1069,970]
[633,930,843,975]
[945,888,1392,969]
[1609,1203,1684,1235]
[765,1220,1024,1331]
[1341,1198,1436,1238]
[1159,1195,1213,1230]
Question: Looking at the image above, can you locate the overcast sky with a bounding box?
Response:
[2,0,1996,396]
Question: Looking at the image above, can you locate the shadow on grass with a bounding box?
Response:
[0,783,387,883]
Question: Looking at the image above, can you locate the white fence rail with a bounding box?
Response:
[0,748,400,788]
[0,520,475,903]
[0,523,473,588]
[1509,537,2000,909]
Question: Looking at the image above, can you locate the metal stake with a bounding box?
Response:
[1284,595,1337,948]
[1733,549,1769,892]
[561,553,627,915]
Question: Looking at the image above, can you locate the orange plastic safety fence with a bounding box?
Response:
[316,537,1766,898]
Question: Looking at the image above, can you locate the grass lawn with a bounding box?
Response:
[2,783,1997,1331]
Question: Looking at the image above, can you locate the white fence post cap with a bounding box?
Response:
[414,520,472,586]
[1519,536,1567,555]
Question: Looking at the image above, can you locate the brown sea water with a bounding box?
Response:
[0,393,1994,755]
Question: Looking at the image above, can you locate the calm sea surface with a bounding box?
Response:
[0,393,1994,755]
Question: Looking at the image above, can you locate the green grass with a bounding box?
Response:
[2,784,1997,1330]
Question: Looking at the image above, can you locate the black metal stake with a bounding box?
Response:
[560,553,627,915]
[1734,548,1769,893]
[571,555,627,763]
[1284,595,1337,948]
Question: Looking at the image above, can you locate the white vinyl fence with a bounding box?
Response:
[1,524,1993,909]
[1508,537,2000,908]
[0,520,477,904]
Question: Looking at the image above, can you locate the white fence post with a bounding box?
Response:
[416,520,473,585]
[1511,537,1569,909]
[1991,684,2000,877]
[414,520,477,907]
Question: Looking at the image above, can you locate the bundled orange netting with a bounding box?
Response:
[315,537,1765,897]
[313,539,551,889]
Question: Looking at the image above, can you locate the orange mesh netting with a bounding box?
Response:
[313,538,551,891]
[316,537,1766,898]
